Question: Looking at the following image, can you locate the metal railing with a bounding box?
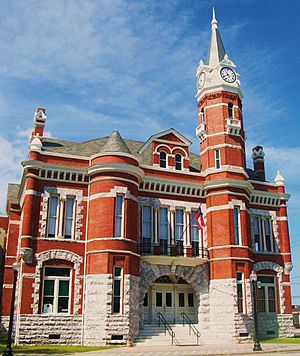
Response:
[138,241,208,259]
[181,312,201,345]
[156,312,177,345]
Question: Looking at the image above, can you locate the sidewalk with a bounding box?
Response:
[16,343,300,356]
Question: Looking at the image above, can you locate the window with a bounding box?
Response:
[175,209,184,256]
[113,267,123,313]
[233,207,241,245]
[115,195,124,237]
[175,154,182,170]
[143,292,148,307]
[64,197,75,239]
[214,149,221,169]
[257,275,277,313]
[179,293,185,307]
[252,216,274,253]
[200,108,205,124]
[159,207,169,255]
[191,211,199,257]
[236,272,244,313]
[159,151,167,168]
[142,205,152,254]
[42,267,71,314]
[188,293,194,307]
[48,196,59,237]
[228,102,233,119]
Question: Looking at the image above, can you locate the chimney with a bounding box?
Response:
[32,107,47,138]
[252,146,265,180]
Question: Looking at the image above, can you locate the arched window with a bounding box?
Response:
[159,151,167,168]
[175,154,182,170]
[228,102,233,119]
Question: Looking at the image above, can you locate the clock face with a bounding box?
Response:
[197,72,206,90]
[220,67,236,83]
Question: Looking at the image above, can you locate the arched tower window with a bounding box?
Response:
[175,154,182,170]
[228,103,233,119]
[159,151,167,168]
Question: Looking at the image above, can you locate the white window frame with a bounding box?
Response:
[233,206,241,245]
[64,196,75,239]
[47,195,59,238]
[115,194,124,238]
[214,149,221,169]
[112,266,123,314]
[159,151,167,168]
[175,154,182,171]
[257,274,277,313]
[41,266,71,315]
[236,272,245,314]
[175,209,184,242]
[159,206,169,255]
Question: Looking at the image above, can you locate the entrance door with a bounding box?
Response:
[152,286,175,323]
[176,285,197,323]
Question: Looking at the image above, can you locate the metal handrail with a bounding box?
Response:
[181,312,201,345]
[156,312,176,345]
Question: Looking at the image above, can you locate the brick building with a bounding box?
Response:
[0,10,294,345]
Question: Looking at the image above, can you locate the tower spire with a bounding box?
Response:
[207,7,226,67]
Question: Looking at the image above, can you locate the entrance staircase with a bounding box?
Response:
[135,323,201,346]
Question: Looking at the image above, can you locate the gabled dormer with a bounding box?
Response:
[138,128,192,172]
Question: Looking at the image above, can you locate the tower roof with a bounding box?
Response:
[99,129,131,154]
[207,7,226,67]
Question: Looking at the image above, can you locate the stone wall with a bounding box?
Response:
[17,315,82,344]
[258,313,294,339]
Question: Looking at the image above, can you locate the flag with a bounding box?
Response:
[195,205,205,231]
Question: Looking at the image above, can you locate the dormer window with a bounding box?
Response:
[228,102,233,119]
[175,154,182,170]
[159,151,167,168]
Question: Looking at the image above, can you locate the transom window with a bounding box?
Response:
[42,267,71,314]
[257,275,277,313]
[159,151,167,168]
[175,154,182,170]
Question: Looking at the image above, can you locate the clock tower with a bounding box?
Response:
[196,8,246,176]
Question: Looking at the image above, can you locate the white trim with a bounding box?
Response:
[276,216,288,221]
[200,143,244,156]
[208,245,251,251]
[210,257,254,262]
[40,150,90,161]
[204,131,245,142]
[89,186,137,202]
[87,163,144,182]
[90,151,140,164]
[86,237,137,244]
[8,220,20,225]
[141,164,203,176]
[206,191,250,201]
[86,249,140,257]
[203,165,248,178]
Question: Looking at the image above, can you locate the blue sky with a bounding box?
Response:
[0,0,299,303]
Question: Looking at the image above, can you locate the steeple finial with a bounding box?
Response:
[212,7,218,29]
[207,7,226,67]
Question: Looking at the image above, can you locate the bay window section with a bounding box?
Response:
[115,195,124,237]
[142,205,152,254]
[64,197,75,239]
[113,267,123,314]
[257,275,277,313]
[159,207,169,255]
[48,196,59,237]
[191,211,199,256]
[175,209,184,256]
[42,267,71,314]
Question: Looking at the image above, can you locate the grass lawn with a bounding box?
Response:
[0,339,116,354]
[260,337,300,344]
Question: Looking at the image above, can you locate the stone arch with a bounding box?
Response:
[139,261,209,325]
[32,250,83,314]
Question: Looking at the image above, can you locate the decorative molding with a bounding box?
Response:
[89,186,137,202]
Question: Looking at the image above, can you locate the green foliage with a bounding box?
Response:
[260,337,300,344]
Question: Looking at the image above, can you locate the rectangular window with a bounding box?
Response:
[166,292,172,307]
[253,216,262,251]
[48,196,59,237]
[188,293,194,307]
[179,293,185,307]
[113,267,122,313]
[252,216,274,253]
[234,207,241,245]
[214,149,221,169]
[175,209,184,256]
[42,267,71,314]
[64,197,75,239]
[142,205,152,254]
[264,218,273,252]
[156,292,162,307]
[191,211,199,257]
[236,272,244,313]
[115,195,124,237]
[257,275,277,313]
[159,207,169,255]
[143,292,148,307]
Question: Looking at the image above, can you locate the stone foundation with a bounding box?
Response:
[17,315,82,344]
[258,313,294,339]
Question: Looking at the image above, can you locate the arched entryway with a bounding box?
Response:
[143,274,198,324]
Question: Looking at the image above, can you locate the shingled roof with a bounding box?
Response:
[99,130,131,154]
[41,135,200,172]
[7,183,20,202]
